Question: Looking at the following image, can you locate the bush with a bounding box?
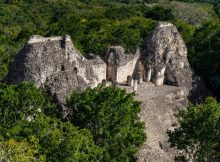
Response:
[188,21,220,97]
[0,82,103,161]
[0,82,56,128]
[66,85,146,161]
[168,97,220,161]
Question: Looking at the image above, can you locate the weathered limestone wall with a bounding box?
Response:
[87,55,107,84]
[141,22,190,87]
[117,55,139,82]
[91,64,106,84]
[6,35,98,104]
[106,46,140,83]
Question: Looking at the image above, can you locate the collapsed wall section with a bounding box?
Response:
[86,54,107,84]
[106,46,140,83]
[6,35,100,104]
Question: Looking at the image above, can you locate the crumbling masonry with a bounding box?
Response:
[6,22,201,104]
[5,22,209,162]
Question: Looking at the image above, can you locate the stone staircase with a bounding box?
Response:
[119,82,189,162]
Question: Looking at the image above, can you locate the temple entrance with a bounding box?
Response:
[107,63,117,81]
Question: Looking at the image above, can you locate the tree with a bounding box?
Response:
[168,97,220,162]
[0,82,56,128]
[0,82,103,161]
[0,137,40,162]
[15,116,103,162]
[188,21,220,98]
[66,85,146,161]
[144,6,174,21]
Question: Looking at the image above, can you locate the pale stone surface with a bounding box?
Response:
[146,69,152,82]
[154,76,164,86]
[86,54,107,85]
[141,22,208,101]
[27,35,63,44]
[120,83,189,162]
[106,46,139,82]
[117,57,139,82]
[133,79,138,93]
[137,72,143,84]
[6,35,98,105]
[153,67,166,86]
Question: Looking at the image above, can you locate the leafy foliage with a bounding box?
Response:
[0,137,39,162]
[144,6,174,21]
[0,82,147,161]
[188,21,220,97]
[161,1,219,25]
[168,97,220,162]
[0,82,56,128]
[0,82,103,161]
[3,116,103,162]
[0,1,155,79]
[176,0,220,5]
[66,85,146,161]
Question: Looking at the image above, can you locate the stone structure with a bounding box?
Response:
[86,53,106,83]
[127,75,133,86]
[133,79,138,93]
[6,22,208,104]
[120,82,188,162]
[5,22,210,162]
[101,79,107,87]
[140,22,208,101]
[146,68,152,82]
[106,46,140,82]
[137,72,143,84]
[141,22,191,88]
[6,35,100,105]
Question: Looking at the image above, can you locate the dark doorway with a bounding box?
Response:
[107,64,117,81]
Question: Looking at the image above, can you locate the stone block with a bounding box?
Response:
[127,75,133,86]
[137,72,143,84]
[113,81,119,88]
[102,79,107,87]
[133,79,138,93]
[146,69,151,82]
[154,76,164,86]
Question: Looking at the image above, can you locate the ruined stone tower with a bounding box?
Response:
[6,35,105,105]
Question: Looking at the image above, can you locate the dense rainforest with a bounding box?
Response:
[0,0,220,161]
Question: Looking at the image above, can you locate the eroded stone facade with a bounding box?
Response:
[6,22,209,104]
[6,35,98,105]
[5,22,210,162]
[106,46,140,82]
